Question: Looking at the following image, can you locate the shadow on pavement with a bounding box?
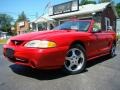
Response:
[9,55,115,80]
[9,65,69,80]
[87,55,113,68]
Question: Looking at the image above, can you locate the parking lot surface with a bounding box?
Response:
[0,44,120,90]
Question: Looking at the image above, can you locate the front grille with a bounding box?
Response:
[5,48,14,59]
[11,40,24,46]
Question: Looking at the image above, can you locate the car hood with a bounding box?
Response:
[11,30,86,40]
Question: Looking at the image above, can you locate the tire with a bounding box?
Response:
[109,44,116,57]
[63,44,86,74]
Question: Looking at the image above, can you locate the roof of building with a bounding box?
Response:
[32,2,118,23]
[50,2,118,19]
[33,14,53,23]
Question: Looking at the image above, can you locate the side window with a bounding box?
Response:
[92,13,102,32]
[93,21,101,32]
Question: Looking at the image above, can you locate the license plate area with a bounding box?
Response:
[6,48,14,59]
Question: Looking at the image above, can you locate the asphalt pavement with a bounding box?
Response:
[0,44,120,90]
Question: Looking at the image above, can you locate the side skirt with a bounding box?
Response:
[87,52,110,61]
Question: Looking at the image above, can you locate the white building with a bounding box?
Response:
[32,1,118,31]
[32,14,55,31]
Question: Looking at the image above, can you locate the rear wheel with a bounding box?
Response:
[109,44,116,57]
[63,44,86,74]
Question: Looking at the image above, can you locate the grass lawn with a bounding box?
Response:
[0,39,7,44]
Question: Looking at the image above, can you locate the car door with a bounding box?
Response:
[100,29,115,52]
[93,30,110,54]
[86,30,107,59]
[87,21,110,58]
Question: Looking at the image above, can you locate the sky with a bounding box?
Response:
[0,0,120,21]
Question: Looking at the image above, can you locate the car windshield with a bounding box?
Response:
[53,21,90,32]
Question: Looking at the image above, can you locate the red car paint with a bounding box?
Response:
[3,19,116,69]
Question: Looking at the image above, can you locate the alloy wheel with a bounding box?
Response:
[64,48,85,72]
[111,44,116,57]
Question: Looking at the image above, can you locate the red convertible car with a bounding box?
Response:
[3,19,116,74]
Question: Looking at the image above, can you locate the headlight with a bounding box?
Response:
[24,40,56,48]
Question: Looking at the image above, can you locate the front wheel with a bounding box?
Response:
[63,44,86,74]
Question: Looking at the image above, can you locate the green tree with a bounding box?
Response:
[116,3,120,17]
[80,0,96,5]
[0,14,13,33]
[16,11,27,22]
[99,0,112,3]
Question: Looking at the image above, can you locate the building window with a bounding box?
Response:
[50,24,54,30]
[38,22,47,31]
[59,20,68,25]
[105,17,111,31]
[113,21,116,31]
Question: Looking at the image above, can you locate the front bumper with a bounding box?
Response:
[3,44,68,69]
